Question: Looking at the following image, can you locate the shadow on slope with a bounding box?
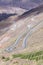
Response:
[0,13,16,21]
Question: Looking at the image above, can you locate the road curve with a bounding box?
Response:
[22,20,43,48]
[5,29,29,52]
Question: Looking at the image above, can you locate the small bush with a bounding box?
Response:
[2,56,5,59]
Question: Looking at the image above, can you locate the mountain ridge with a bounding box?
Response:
[16,4,43,21]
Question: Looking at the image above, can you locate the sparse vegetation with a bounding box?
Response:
[1,50,43,63]
[12,54,22,58]
[12,50,43,61]
[5,57,10,61]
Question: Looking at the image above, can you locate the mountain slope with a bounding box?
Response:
[0,0,43,10]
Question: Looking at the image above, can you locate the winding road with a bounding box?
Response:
[22,20,43,48]
[5,20,43,52]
